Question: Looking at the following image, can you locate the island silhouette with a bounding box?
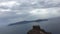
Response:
[8,19,48,26]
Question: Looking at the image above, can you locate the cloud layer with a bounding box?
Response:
[0,0,60,24]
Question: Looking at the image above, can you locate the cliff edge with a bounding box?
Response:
[27,25,51,34]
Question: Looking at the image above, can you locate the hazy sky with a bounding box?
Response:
[0,0,60,23]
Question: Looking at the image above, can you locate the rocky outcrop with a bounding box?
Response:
[27,25,51,34]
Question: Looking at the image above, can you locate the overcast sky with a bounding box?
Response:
[0,0,60,24]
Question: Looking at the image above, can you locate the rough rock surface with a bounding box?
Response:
[27,25,51,34]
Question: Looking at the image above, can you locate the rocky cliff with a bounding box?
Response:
[27,25,51,34]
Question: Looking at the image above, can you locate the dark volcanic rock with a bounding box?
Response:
[27,25,51,34]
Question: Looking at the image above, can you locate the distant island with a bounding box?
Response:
[8,19,48,26]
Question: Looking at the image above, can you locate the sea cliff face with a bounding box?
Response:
[27,25,51,34]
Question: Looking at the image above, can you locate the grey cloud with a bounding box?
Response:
[1,0,60,10]
[17,0,60,8]
[0,0,60,23]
